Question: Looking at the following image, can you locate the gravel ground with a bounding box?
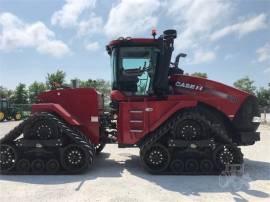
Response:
[0,121,269,202]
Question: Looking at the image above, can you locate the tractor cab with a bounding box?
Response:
[107,30,177,96]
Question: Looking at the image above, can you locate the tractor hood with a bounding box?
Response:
[170,74,251,101]
[169,74,258,120]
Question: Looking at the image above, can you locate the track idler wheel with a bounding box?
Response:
[170,159,185,173]
[213,144,243,170]
[141,143,171,174]
[31,159,45,173]
[185,158,199,172]
[200,159,214,172]
[46,159,60,173]
[16,159,31,172]
[0,144,17,172]
[61,144,90,173]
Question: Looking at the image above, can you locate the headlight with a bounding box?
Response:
[252,116,261,123]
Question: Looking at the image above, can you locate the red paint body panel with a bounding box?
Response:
[170,74,250,118]
[117,99,197,144]
[112,75,251,145]
[32,75,251,146]
[33,88,103,144]
[32,103,80,125]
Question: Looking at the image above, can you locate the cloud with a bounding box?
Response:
[0,12,70,57]
[263,67,270,73]
[167,0,232,51]
[37,40,70,57]
[192,50,216,64]
[256,43,270,74]
[224,54,233,60]
[104,0,160,38]
[210,14,267,41]
[51,0,96,28]
[78,14,103,36]
[256,43,270,63]
[85,41,100,51]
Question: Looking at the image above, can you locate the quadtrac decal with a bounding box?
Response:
[175,81,204,91]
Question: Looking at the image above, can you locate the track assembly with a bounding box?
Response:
[0,112,95,174]
[140,110,244,175]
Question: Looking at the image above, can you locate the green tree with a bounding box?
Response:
[80,79,111,95]
[191,72,208,78]
[28,81,47,103]
[233,76,256,94]
[46,70,66,90]
[256,86,270,108]
[0,86,13,99]
[80,79,111,106]
[12,83,28,104]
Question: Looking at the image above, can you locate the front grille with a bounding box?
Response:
[233,96,260,132]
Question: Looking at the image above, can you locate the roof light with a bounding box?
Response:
[152,28,157,39]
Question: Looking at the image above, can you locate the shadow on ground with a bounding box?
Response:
[125,155,270,202]
[0,152,269,202]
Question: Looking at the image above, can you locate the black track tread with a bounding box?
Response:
[0,112,95,174]
[0,114,37,144]
[95,143,106,155]
[139,108,243,175]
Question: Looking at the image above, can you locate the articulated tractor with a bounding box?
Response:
[0,30,260,174]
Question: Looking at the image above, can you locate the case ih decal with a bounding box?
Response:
[175,81,204,91]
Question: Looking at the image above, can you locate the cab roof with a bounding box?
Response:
[106,38,159,54]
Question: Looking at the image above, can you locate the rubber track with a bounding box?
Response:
[139,109,243,175]
[0,112,95,174]
[0,115,37,144]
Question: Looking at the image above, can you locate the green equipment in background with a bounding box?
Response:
[0,99,22,122]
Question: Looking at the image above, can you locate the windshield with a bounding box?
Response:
[111,46,158,95]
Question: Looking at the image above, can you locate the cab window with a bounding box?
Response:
[118,47,157,95]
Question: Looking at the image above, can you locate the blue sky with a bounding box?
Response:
[0,0,269,89]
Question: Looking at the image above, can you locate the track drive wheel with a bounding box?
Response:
[141,143,171,174]
[95,143,105,155]
[0,111,5,122]
[25,116,59,140]
[173,111,209,140]
[61,144,92,173]
[0,144,17,172]
[213,144,243,170]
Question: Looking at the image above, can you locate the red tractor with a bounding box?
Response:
[0,30,260,174]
